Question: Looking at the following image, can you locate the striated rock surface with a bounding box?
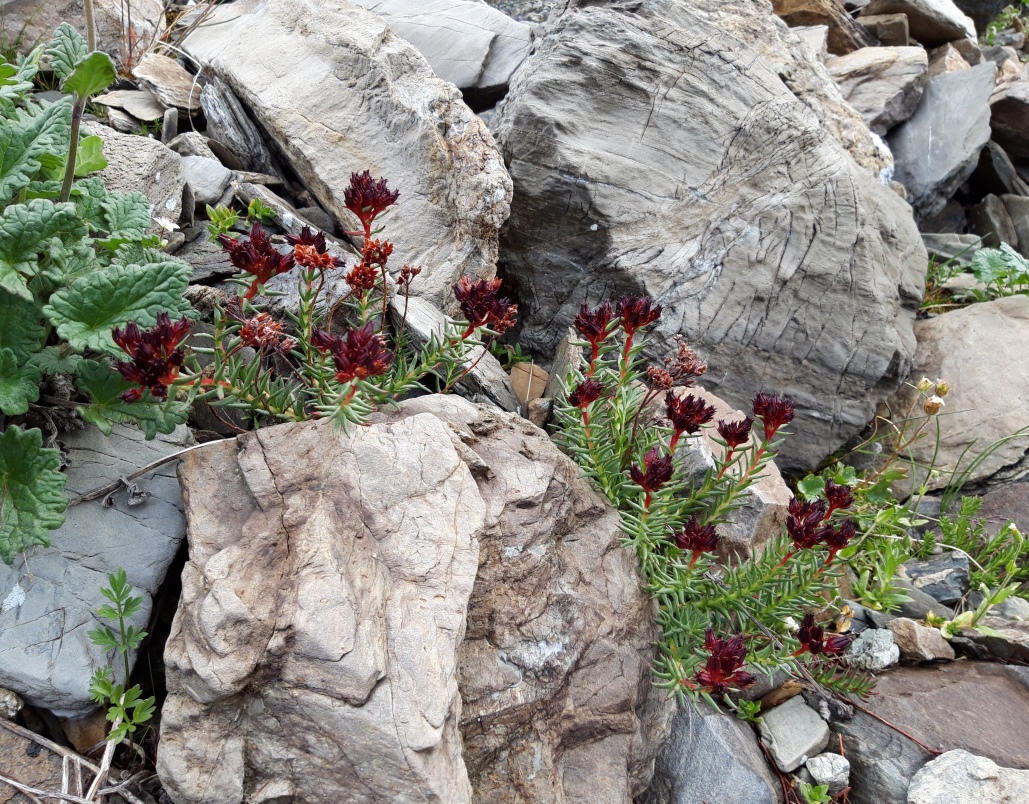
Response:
[184,0,512,307]
[908,750,1029,803]
[159,396,672,803]
[990,73,1029,160]
[493,0,926,471]
[772,0,878,54]
[827,46,929,135]
[862,0,976,46]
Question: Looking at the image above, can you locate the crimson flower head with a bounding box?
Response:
[568,378,604,409]
[645,367,675,391]
[666,392,716,436]
[112,313,192,403]
[344,171,399,234]
[284,225,328,252]
[453,276,518,335]
[616,295,662,336]
[822,519,857,561]
[218,223,295,300]
[695,630,756,698]
[673,516,719,568]
[310,323,393,384]
[239,312,297,355]
[574,301,614,346]
[629,447,674,493]
[752,392,796,441]
[824,480,855,515]
[397,264,422,288]
[796,613,853,656]
[717,417,753,448]
[787,497,829,551]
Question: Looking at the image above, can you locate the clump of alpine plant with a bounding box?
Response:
[553,299,871,709]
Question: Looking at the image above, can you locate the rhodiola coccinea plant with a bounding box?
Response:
[553,300,872,709]
[112,170,517,433]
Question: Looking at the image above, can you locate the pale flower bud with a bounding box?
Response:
[935,380,950,397]
[924,395,945,416]
[916,377,933,393]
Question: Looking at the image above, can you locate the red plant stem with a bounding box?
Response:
[620,331,635,380]
[715,447,736,480]
[586,342,600,377]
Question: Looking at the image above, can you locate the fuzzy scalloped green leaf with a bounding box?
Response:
[39,242,97,288]
[43,259,193,353]
[101,191,151,241]
[0,425,68,563]
[70,176,107,229]
[45,23,88,82]
[29,346,83,376]
[0,292,44,363]
[0,348,40,414]
[0,96,72,205]
[62,52,116,100]
[74,135,107,176]
[76,360,190,439]
[0,199,88,299]
[0,60,34,103]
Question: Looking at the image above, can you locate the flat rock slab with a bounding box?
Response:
[643,705,783,803]
[908,750,1029,803]
[132,53,202,115]
[888,62,996,218]
[773,0,877,54]
[759,695,830,772]
[990,75,1029,160]
[862,0,976,46]
[867,662,1029,769]
[827,46,928,134]
[94,89,166,122]
[0,425,191,715]
[184,0,512,308]
[0,722,66,801]
[94,124,186,224]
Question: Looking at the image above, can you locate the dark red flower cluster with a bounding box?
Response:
[344,171,399,235]
[644,366,675,391]
[569,378,604,409]
[397,264,422,288]
[346,238,395,293]
[310,323,393,384]
[285,226,345,272]
[717,417,754,449]
[824,480,855,515]
[616,296,662,337]
[218,223,296,300]
[574,301,615,368]
[822,519,857,562]
[673,516,719,569]
[453,276,518,336]
[752,392,796,441]
[795,613,853,657]
[666,392,716,440]
[630,447,674,493]
[787,498,829,551]
[112,313,192,403]
[694,630,756,697]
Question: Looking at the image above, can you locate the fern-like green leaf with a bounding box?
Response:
[0,425,68,563]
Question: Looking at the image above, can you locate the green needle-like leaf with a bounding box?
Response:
[0,348,40,414]
[0,425,68,563]
[44,260,192,353]
[62,52,116,99]
[45,23,88,82]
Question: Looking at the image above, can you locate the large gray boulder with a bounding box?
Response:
[861,0,976,46]
[0,425,191,715]
[952,0,1011,33]
[158,397,672,803]
[827,47,929,135]
[492,0,926,470]
[990,73,1029,161]
[908,750,1029,803]
[888,62,996,219]
[183,0,512,307]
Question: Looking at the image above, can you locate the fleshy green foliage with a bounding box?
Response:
[88,569,156,744]
[0,425,68,559]
[0,25,197,562]
[798,782,832,804]
[956,244,1029,302]
[552,308,867,705]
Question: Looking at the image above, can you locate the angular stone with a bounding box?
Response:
[967,193,1018,248]
[962,615,1029,663]
[862,0,976,46]
[977,481,1029,535]
[888,62,996,219]
[643,705,783,804]
[919,199,968,233]
[132,53,202,115]
[0,722,66,797]
[180,155,232,207]
[831,709,933,803]
[0,688,22,720]
[93,89,166,122]
[887,295,1029,491]
[969,141,1029,199]
[846,627,900,670]
[493,0,924,472]
[991,77,1029,160]
[993,594,1029,620]
[901,553,970,607]
[178,234,235,283]
[951,36,984,64]
[894,578,957,621]
[827,46,928,134]
[0,425,191,714]
[759,696,831,772]
[772,0,878,54]
[909,750,1029,803]
[806,752,851,795]
[885,617,956,660]
[185,0,512,308]
[93,123,186,223]
[921,232,981,264]
[927,42,970,77]
[794,25,831,62]
[351,0,532,105]
[198,78,278,176]
[857,13,911,46]
[509,361,549,406]
[166,132,219,161]
[1003,194,1029,260]
[952,0,1011,33]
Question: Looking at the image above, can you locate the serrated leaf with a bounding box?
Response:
[30,346,83,376]
[0,199,88,299]
[0,349,40,414]
[71,176,107,228]
[101,191,151,240]
[75,360,190,439]
[0,292,44,362]
[0,96,72,205]
[43,260,192,353]
[45,23,89,82]
[74,134,106,176]
[25,179,62,199]
[63,52,116,99]
[0,425,68,563]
